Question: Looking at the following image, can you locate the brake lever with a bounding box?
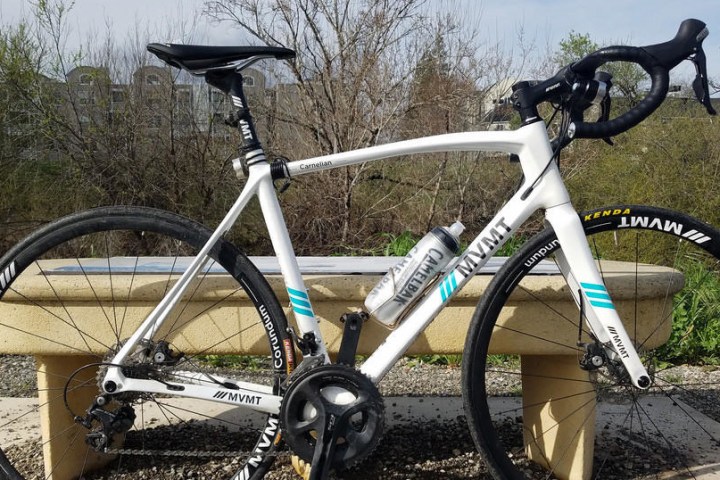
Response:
[595,72,614,145]
[690,49,717,115]
[599,95,614,146]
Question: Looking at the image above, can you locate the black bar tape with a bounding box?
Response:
[570,47,669,139]
[573,66,668,139]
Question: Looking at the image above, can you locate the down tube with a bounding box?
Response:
[360,189,544,384]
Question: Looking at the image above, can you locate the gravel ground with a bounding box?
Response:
[1,355,719,479]
[1,356,487,479]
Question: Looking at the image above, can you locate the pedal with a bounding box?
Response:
[291,455,311,480]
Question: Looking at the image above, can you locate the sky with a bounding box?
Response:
[1,0,719,82]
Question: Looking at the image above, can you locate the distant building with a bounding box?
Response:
[479,78,516,131]
[60,64,269,135]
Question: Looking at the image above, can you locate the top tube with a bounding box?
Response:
[284,121,553,180]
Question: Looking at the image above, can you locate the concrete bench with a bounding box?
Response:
[0,256,683,480]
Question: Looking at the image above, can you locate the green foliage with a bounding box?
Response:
[567,111,720,225]
[554,31,598,67]
[199,355,267,369]
[406,354,462,367]
[486,354,520,367]
[496,235,527,257]
[380,231,419,256]
[658,259,720,365]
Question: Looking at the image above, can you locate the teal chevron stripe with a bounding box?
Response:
[440,274,458,303]
[287,287,308,299]
[585,291,612,300]
[290,297,312,308]
[287,287,314,317]
[292,306,314,317]
[580,282,607,292]
[580,282,614,309]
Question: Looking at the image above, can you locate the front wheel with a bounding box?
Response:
[0,206,292,480]
[463,205,720,479]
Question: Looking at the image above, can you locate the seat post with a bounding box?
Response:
[206,70,267,173]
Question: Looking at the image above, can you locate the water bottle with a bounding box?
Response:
[365,221,464,327]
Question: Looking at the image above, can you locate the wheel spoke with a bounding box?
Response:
[0,208,288,478]
[467,206,720,479]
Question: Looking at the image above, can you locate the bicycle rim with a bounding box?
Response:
[0,206,291,480]
[463,205,720,479]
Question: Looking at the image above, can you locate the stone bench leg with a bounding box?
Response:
[36,355,115,480]
[521,355,595,480]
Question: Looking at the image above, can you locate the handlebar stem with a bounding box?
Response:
[511,68,575,125]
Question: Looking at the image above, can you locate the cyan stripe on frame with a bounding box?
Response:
[590,300,615,309]
[584,291,612,301]
[292,306,314,317]
[290,297,312,308]
[580,282,615,309]
[580,282,607,292]
[440,280,449,302]
[440,274,458,302]
[287,287,309,299]
[287,287,315,317]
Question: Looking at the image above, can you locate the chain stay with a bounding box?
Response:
[95,361,290,460]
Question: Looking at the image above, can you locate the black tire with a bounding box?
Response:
[0,206,292,480]
[463,205,720,479]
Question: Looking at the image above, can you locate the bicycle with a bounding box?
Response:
[0,17,718,480]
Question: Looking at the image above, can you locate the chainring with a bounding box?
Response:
[280,364,384,472]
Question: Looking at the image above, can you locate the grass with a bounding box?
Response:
[659,258,720,365]
[380,231,420,256]
[406,354,463,368]
[198,355,268,369]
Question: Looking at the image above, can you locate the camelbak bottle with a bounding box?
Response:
[365,221,464,327]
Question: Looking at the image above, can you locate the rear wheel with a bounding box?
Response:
[464,205,720,479]
[0,206,292,480]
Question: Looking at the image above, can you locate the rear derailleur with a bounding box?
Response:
[76,398,136,452]
[73,339,185,451]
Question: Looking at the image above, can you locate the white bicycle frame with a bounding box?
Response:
[103,119,650,415]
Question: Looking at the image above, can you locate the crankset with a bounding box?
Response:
[280,364,384,480]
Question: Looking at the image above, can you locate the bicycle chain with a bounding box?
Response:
[104,447,293,459]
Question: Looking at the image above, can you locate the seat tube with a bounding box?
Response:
[256,173,330,361]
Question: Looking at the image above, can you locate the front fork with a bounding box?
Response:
[545,203,651,389]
